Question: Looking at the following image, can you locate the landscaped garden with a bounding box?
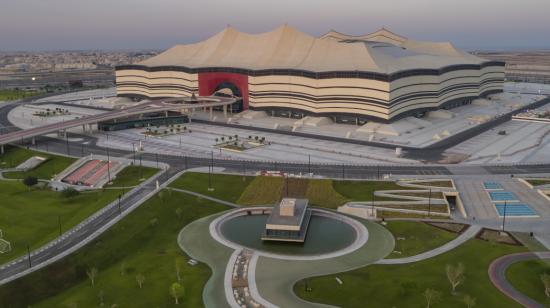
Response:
[506,258,550,306]
[0,190,228,307]
[295,238,528,307]
[0,147,159,265]
[382,221,460,258]
[0,89,43,102]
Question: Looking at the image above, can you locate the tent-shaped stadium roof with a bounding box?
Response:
[139,25,487,74]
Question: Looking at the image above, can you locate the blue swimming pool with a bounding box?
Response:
[484,182,502,190]
[494,203,537,217]
[489,191,517,201]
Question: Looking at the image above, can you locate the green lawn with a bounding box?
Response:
[0,89,42,101]
[0,191,228,308]
[169,172,253,203]
[0,145,63,170]
[295,239,527,307]
[0,164,158,265]
[383,221,458,258]
[333,180,411,202]
[237,176,285,205]
[3,155,76,180]
[506,259,550,306]
[525,179,550,187]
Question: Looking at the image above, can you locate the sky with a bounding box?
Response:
[0,0,549,51]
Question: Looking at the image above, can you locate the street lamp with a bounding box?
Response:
[501,200,508,232]
[118,194,122,215]
[428,189,432,217]
[208,150,214,191]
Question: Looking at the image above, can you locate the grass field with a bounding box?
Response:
[168,173,451,210]
[333,180,411,202]
[0,89,42,101]
[383,221,458,258]
[237,176,284,205]
[525,179,550,187]
[506,259,550,306]
[306,179,349,209]
[0,191,228,307]
[0,164,158,265]
[295,239,527,307]
[169,172,254,203]
[3,153,76,180]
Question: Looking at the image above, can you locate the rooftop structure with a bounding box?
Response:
[116,25,504,123]
[262,198,311,242]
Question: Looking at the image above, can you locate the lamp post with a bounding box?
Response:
[501,200,508,232]
[118,194,122,215]
[106,146,111,183]
[58,216,62,237]
[308,154,311,175]
[371,190,376,217]
[132,143,136,164]
[27,244,32,268]
[428,189,432,217]
[208,150,213,191]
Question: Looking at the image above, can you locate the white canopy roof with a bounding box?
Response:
[139,25,488,74]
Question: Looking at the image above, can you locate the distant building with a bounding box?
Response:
[262,198,311,242]
[116,25,504,123]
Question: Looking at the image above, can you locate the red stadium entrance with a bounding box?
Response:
[198,73,249,111]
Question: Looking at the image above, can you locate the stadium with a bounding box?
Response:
[115,25,505,123]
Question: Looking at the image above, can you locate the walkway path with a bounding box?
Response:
[488,251,550,308]
[376,224,481,264]
[167,187,240,208]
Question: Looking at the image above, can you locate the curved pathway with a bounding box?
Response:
[376,224,480,264]
[488,251,550,308]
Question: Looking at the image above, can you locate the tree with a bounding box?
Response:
[23,176,38,191]
[424,288,441,308]
[463,294,476,308]
[87,267,98,287]
[61,187,80,198]
[136,273,145,289]
[542,273,550,299]
[446,263,465,293]
[119,261,126,276]
[175,259,183,281]
[98,289,105,306]
[169,282,185,304]
[175,208,183,218]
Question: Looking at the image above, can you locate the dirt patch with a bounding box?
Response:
[476,228,523,246]
[426,222,468,234]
